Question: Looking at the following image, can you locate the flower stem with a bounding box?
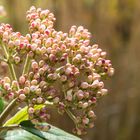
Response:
[22,54,30,75]
[65,108,77,125]
[0,124,19,131]
[1,43,17,81]
[0,43,19,126]
[7,61,18,81]
[0,98,17,126]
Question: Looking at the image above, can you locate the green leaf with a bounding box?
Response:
[0,97,4,113]
[0,86,5,113]
[19,120,47,140]
[3,106,28,126]
[2,106,81,140]
[4,105,44,126]
[0,123,81,140]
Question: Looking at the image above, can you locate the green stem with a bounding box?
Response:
[7,61,18,81]
[0,43,19,126]
[65,108,77,125]
[0,124,19,131]
[0,57,7,62]
[0,98,17,126]
[22,54,30,75]
[1,43,17,81]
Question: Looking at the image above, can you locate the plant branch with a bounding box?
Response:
[1,43,17,81]
[0,57,7,62]
[22,54,31,75]
[0,124,19,131]
[65,108,77,125]
[0,98,17,126]
[0,42,19,126]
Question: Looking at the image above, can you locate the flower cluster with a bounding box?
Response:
[0,6,114,135]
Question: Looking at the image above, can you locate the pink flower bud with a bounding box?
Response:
[76,90,84,100]
[11,80,19,88]
[19,76,26,84]
[81,82,89,89]
[4,83,10,90]
[49,54,56,61]
[15,39,20,46]
[8,40,14,48]
[68,81,75,88]
[91,80,99,88]
[30,85,37,92]
[31,61,39,70]
[101,51,107,58]
[14,56,20,64]
[31,43,37,51]
[99,81,104,88]
[66,89,73,101]
[88,111,95,118]
[82,117,89,124]
[8,92,14,100]
[60,75,67,82]
[3,31,8,39]
[84,92,89,98]
[40,47,47,54]
[76,128,82,135]
[87,75,93,83]
[39,24,46,32]
[89,123,94,128]
[28,107,34,114]
[65,67,72,75]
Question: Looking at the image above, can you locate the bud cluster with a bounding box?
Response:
[0,6,114,135]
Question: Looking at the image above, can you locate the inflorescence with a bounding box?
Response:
[0,6,114,135]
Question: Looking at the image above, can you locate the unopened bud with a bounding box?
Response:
[19,94,26,101]
[81,82,89,89]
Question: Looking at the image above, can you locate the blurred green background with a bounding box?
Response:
[0,0,140,140]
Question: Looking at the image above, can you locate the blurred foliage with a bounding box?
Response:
[0,0,140,140]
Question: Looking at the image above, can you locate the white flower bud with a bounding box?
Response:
[53,97,60,104]
[19,94,26,101]
[24,87,30,94]
[37,97,43,104]
[82,102,88,109]
[100,89,108,96]
[108,68,114,76]
[35,88,41,95]
[4,77,11,83]
[31,79,38,85]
